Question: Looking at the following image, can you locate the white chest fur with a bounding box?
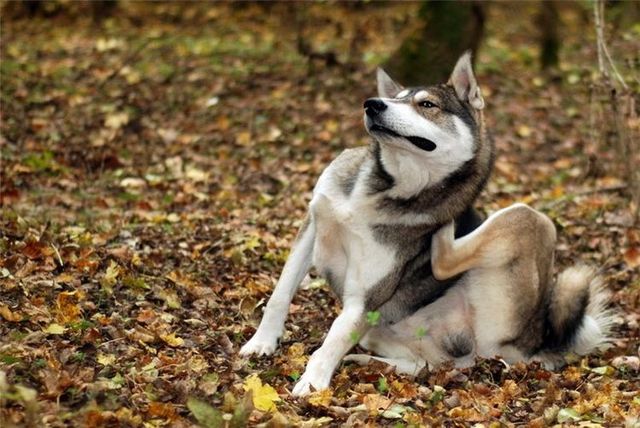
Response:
[310,167,397,298]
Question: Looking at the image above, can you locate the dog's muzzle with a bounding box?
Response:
[364,98,437,152]
[364,98,387,118]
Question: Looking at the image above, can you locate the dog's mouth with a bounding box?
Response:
[369,124,437,152]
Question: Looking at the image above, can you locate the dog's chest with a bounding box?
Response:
[310,187,397,299]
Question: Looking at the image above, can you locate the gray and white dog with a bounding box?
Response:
[240,52,612,396]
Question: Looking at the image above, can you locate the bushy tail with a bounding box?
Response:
[544,265,614,359]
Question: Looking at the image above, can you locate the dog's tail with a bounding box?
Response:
[537,265,614,366]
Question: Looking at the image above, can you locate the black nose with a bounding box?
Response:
[364,98,387,117]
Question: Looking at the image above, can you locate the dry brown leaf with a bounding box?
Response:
[623,247,640,269]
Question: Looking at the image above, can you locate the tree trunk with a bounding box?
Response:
[538,1,560,70]
[384,1,485,86]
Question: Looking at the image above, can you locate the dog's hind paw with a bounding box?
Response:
[239,335,278,356]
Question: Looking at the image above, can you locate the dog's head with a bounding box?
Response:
[364,52,484,165]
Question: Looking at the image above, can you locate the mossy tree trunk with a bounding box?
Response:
[384,1,485,86]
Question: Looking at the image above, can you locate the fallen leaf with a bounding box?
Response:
[308,388,333,407]
[623,247,640,268]
[56,290,84,323]
[187,397,223,428]
[0,305,22,322]
[557,408,582,423]
[236,131,251,146]
[97,353,117,366]
[101,260,120,293]
[147,402,177,421]
[105,112,129,129]
[242,374,280,412]
[363,393,392,415]
[119,177,146,188]
[159,333,184,347]
[44,323,67,335]
[517,125,532,138]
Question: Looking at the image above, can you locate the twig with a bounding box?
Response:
[593,0,628,90]
[50,243,64,267]
[574,184,627,196]
[594,0,605,77]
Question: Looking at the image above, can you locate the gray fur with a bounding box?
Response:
[331,147,367,196]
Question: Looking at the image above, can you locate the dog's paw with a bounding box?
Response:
[431,221,456,280]
[239,334,278,357]
[291,371,330,397]
[434,221,455,244]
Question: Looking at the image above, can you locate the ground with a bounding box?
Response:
[1,2,639,427]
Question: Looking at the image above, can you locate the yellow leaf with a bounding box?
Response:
[325,119,339,133]
[308,388,333,407]
[0,305,22,322]
[187,355,209,373]
[166,213,180,223]
[55,272,75,284]
[551,185,565,198]
[517,125,532,138]
[215,115,230,131]
[242,374,280,412]
[236,131,252,146]
[105,112,129,129]
[160,333,184,347]
[97,353,116,366]
[363,393,392,415]
[15,385,37,402]
[286,343,308,371]
[185,166,209,182]
[96,37,124,52]
[166,270,197,288]
[101,260,120,293]
[44,323,67,335]
[56,290,84,323]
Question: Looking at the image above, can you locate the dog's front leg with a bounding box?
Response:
[291,296,367,396]
[240,217,315,356]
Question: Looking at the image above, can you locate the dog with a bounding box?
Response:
[240,52,612,395]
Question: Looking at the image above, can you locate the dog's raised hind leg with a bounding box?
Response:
[240,216,315,356]
[431,203,553,280]
[431,221,476,280]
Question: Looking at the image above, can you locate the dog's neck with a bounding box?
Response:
[378,143,431,199]
[371,122,494,227]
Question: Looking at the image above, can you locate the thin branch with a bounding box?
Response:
[575,184,627,196]
[594,0,605,77]
[593,0,629,90]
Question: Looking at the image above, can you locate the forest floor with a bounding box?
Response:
[1,2,639,427]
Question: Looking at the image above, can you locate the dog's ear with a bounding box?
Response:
[377,68,404,98]
[448,51,485,110]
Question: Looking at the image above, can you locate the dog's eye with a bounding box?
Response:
[419,101,437,109]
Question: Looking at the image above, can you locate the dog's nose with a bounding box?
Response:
[364,98,387,117]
